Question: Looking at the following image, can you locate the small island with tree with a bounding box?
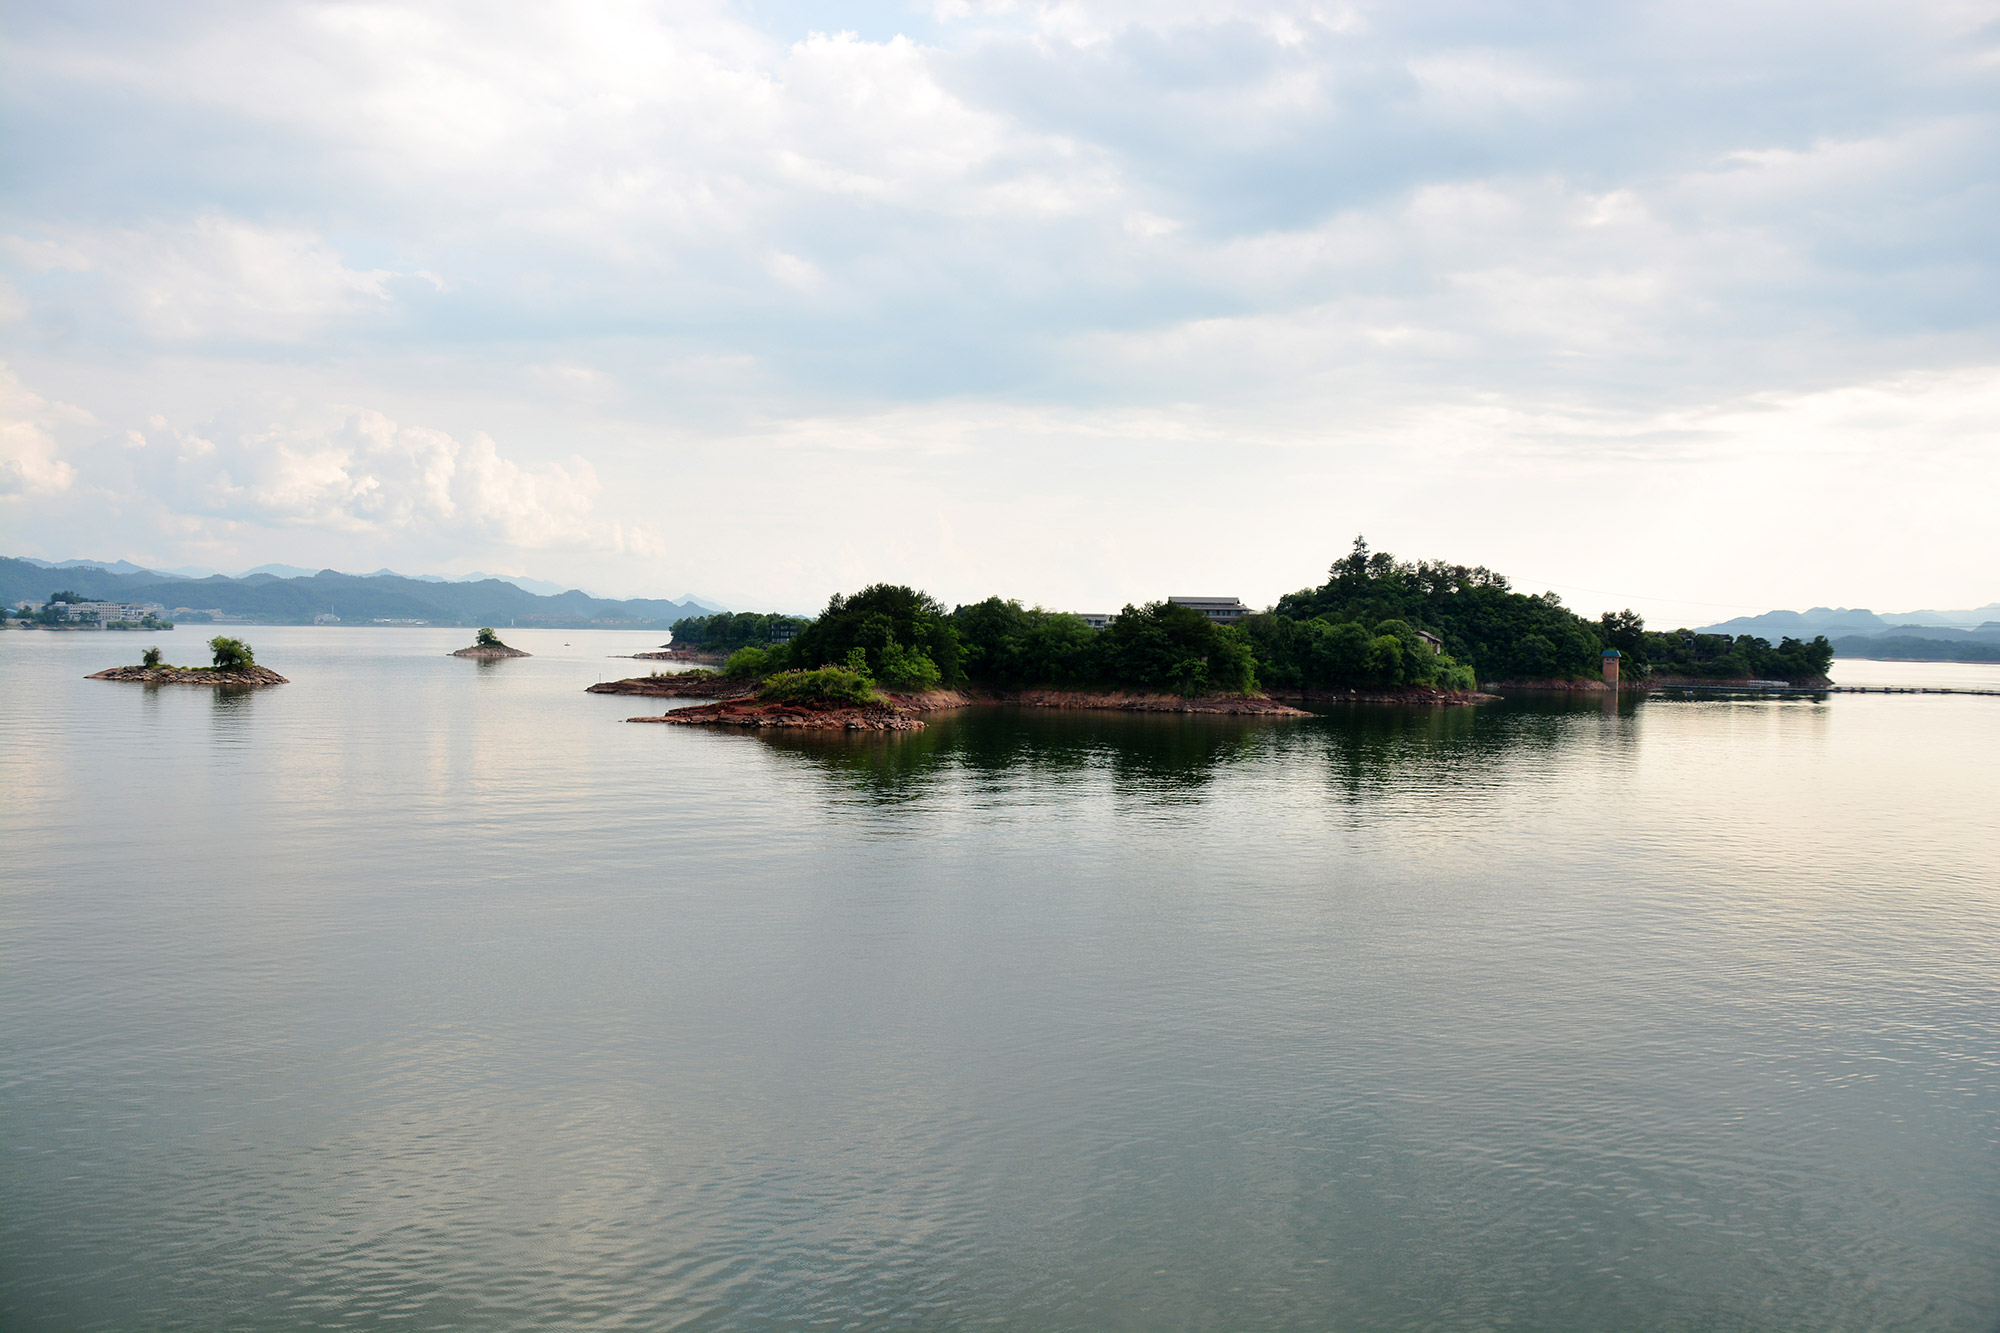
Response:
[88,636,288,685]
[451,627,530,658]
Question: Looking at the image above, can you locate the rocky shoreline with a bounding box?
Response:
[588,673,754,698]
[1269,686,1499,706]
[1001,689,1308,715]
[620,646,726,663]
[595,672,1533,730]
[450,644,531,658]
[88,665,289,685]
[631,698,927,730]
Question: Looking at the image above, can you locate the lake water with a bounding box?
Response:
[4,628,1997,1331]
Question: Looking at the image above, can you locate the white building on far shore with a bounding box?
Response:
[1168,596,1249,623]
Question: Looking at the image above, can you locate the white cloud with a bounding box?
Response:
[0,366,87,496]
[9,218,404,342]
[147,408,660,553]
[4,376,661,557]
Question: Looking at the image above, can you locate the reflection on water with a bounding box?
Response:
[754,696,1658,812]
[207,682,260,732]
[754,707,1293,797]
[3,627,1997,1332]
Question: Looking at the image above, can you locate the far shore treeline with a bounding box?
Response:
[669,539,1837,696]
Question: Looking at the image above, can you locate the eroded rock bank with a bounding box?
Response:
[88,665,289,685]
[621,646,726,664]
[1001,689,1308,716]
[1268,686,1499,706]
[631,698,927,730]
[588,674,754,699]
[450,645,531,658]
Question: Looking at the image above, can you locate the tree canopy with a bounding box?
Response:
[661,539,1835,698]
[668,611,811,653]
[787,584,963,690]
[1258,536,1595,683]
[209,636,254,669]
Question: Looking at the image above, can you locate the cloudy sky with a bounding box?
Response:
[4,0,1996,620]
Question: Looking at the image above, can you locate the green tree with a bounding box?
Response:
[209,636,254,669]
[141,646,163,667]
[669,611,813,653]
[789,584,962,685]
[722,645,779,678]
[1264,537,1604,682]
[951,598,1097,686]
[1097,602,1256,695]
[876,638,943,691]
[1599,609,1647,668]
[475,627,502,647]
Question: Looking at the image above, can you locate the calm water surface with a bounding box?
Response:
[3,630,1997,1331]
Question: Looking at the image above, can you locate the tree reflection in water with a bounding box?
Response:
[741,693,1666,810]
[747,705,1286,802]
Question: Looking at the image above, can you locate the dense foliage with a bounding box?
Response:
[1600,614,1834,682]
[950,597,1099,686]
[475,627,503,647]
[755,666,879,706]
[668,611,811,653]
[1258,538,1594,684]
[209,636,255,669]
[657,540,1839,702]
[716,587,1258,697]
[786,584,963,690]
[1090,601,1257,694]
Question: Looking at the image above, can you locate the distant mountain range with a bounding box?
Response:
[1696,605,2000,662]
[3,556,725,629]
[11,555,723,609]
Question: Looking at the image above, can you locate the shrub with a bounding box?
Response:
[722,646,776,679]
[209,636,254,669]
[756,667,878,707]
[141,646,163,668]
[475,627,502,647]
[788,584,962,685]
[875,639,942,692]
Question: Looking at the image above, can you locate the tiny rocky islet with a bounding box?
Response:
[451,628,531,658]
[87,636,288,686]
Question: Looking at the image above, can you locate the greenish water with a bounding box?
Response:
[3,628,1997,1330]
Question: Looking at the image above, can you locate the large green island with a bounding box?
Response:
[591,539,1837,728]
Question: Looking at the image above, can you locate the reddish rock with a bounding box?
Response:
[631,699,925,730]
[88,665,289,685]
[589,674,755,699]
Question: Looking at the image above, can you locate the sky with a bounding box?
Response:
[3,0,1997,622]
